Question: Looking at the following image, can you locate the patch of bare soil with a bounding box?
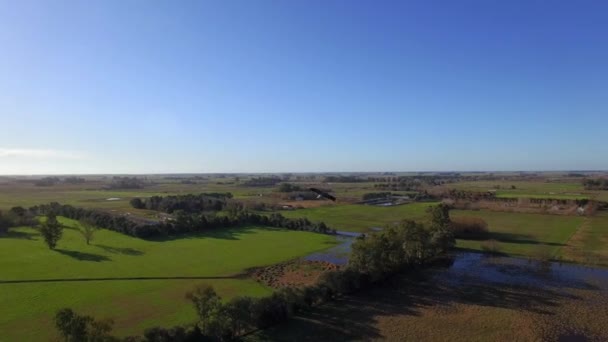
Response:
[251,260,340,288]
[255,270,608,341]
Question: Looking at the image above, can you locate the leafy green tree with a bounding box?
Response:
[79,218,98,245]
[428,203,451,230]
[186,285,222,333]
[40,212,63,249]
[54,308,116,342]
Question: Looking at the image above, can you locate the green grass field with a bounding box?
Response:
[279,202,438,232]
[452,210,583,257]
[448,180,594,200]
[0,218,337,341]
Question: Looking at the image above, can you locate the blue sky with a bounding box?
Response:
[1,0,607,174]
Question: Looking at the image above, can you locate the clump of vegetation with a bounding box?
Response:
[278,183,302,192]
[480,239,501,254]
[582,178,608,190]
[54,308,115,342]
[39,212,63,249]
[451,216,489,240]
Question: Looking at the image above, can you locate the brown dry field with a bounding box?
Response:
[253,269,608,341]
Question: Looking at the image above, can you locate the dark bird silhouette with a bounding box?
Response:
[309,188,336,201]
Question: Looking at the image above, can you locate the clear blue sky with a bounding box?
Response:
[1,0,607,174]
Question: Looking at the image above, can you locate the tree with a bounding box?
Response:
[129,198,145,209]
[428,203,451,230]
[39,212,63,249]
[54,308,116,342]
[186,285,222,332]
[79,218,98,245]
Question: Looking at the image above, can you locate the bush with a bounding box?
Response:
[480,239,501,254]
[451,217,489,240]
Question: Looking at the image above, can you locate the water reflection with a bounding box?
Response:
[304,232,608,291]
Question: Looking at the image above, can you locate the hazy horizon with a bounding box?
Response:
[2,1,607,174]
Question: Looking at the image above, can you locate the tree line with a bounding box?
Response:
[583,178,608,190]
[31,203,336,239]
[130,193,233,213]
[105,177,147,189]
[53,205,455,342]
[242,177,282,187]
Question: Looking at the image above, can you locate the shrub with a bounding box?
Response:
[451,217,489,240]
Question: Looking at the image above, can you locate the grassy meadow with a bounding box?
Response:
[452,210,583,258]
[0,218,337,340]
[279,202,438,232]
[447,180,597,200]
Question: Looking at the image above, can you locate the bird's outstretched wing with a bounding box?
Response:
[309,188,336,201]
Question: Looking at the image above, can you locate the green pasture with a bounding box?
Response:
[449,180,592,200]
[452,210,583,257]
[0,218,337,340]
[279,202,438,232]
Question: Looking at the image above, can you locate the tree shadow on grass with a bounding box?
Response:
[94,244,144,256]
[147,225,293,242]
[55,249,111,262]
[0,229,39,240]
[487,232,565,246]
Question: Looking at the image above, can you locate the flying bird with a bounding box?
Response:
[309,188,336,201]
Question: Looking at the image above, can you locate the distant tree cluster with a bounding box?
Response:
[277,183,302,192]
[243,177,282,187]
[35,176,61,187]
[583,178,608,190]
[32,203,335,239]
[33,176,86,187]
[323,175,364,183]
[130,193,233,213]
[64,177,86,184]
[106,177,147,189]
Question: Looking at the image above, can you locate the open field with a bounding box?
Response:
[452,210,583,258]
[279,203,438,232]
[447,180,602,200]
[0,218,337,340]
[560,213,608,266]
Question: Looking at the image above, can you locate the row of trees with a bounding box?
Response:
[583,178,608,190]
[242,177,282,187]
[32,203,335,239]
[130,193,233,213]
[53,205,454,342]
[52,205,455,341]
[106,177,147,189]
